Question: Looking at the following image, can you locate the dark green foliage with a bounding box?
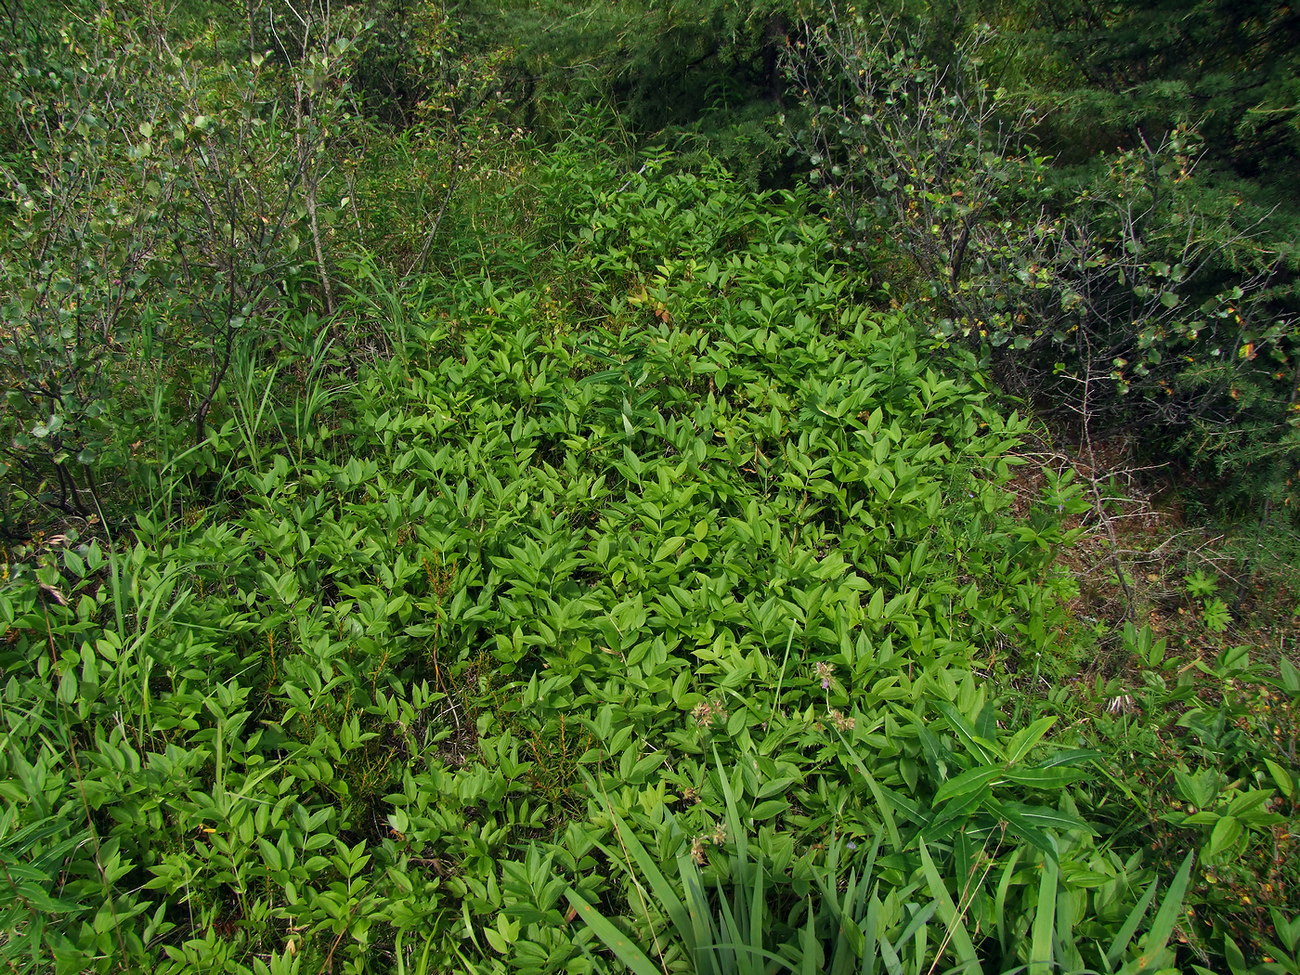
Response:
[1,4,1297,974]
[444,0,805,184]
[982,0,1300,512]
[0,7,385,532]
[787,7,1300,516]
[0,141,1091,973]
[1022,0,1300,183]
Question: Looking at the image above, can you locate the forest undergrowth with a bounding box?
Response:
[1,3,1298,974]
[1,135,1295,975]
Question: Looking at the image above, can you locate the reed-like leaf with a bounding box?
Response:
[1028,852,1058,975]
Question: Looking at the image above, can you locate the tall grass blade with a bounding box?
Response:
[592,800,695,965]
[1028,851,1058,975]
[993,847,1024,955]
[1105,877,1158,968]
[836,729,903,849]
[565,891,665,975]
[918,839,982,975]
[1120,851,1195,974]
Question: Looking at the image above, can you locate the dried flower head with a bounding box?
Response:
[691,700,729,727]
[814,661,834,690]
[1105,694,1138,715]
[829,709,855,731]
[690,836,708,865]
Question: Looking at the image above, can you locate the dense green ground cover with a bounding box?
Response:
[3,143,1296,974]
[2,3,1299,973]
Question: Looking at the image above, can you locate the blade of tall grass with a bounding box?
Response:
[714,747,750,869]
[879,923,906,975]
[834,728,902,850]
[769,625,798,726]
[341,252,419,372]
[589,782,694,966]
[861,894,881,975]
[1119,852,1194,975]
[284,319,346,468]
[681,855,719,974]
[227,331,283,474]
[894,903,939,957]
[1102,867,1160,970]
[747,857,768,973]
[797,897,820,975]
[100,541,194,749]
[394,930,436,975]
[917,840,982,975]
[1028,852,1058,975]
[992,847,1024,957]
[565,891,668,975]
[714,862,785,975]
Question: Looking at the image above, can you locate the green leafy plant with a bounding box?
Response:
[568,753,1198,975]
[1,43,1291,974]
[0,6,368,529]
[1183,570,1233,633]
[786,6,1300,514]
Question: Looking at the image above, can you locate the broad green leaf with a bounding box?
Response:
[935,701,1000,764]
[1004,716,1056,763]
[1206,815,1243,858]
[934,765,1005,804]
[1264,759,1294,799]
[654,537,686,562]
